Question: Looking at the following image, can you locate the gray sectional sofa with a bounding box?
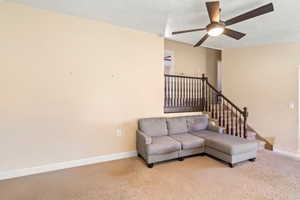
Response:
[136,114,257,168]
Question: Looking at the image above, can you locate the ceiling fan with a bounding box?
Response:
[172,1,274,47]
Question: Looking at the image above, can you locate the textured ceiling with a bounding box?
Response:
[8,0,300,49]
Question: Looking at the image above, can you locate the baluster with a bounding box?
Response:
[239,113,242,137]
[201,74,205,111]
[196,79,200,111]
[187,78,191,107]
[192,79,195,108]
[190,78,193,109]
[222,98,225,127]
[174,77,176,107]
[195,79,198,109]
[173,77,175,108]
[199,79,201,109]
[208,87,211,113]
[170,77,173,107]
[218,95,222,125]
[243,107,248,138]
[186,78,188,108]
[180,77,184,107]
[202,78,205,111]
[226,102,229,134]
[211,89,214,114]
[192,78,195,109]
[177,77,179,108]
[215,92,218,120]
[196,79,198,109]
[235,109,238,136]
[185,77,188,108]
[175,77,177,108]
[169,77,171,108]
[167,76,170,108]
[165,76,167,107]
[205,82,209,111]
[231,106,234,135]
[204,81,208,111]
[213,92,216,119]
[209,90,216,114]
[185,78,188,108]
[224,101,227,133]
[164,76,166,108]
[214,92,217,119]
[178,77,180,107]
[213,91,216,118]
[183,77,186,108]
[176,77,179,108]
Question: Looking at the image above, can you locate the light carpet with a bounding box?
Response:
[0,150,299,200]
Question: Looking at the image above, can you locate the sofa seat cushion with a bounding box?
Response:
[204,134,258,155]
[170,133,205,150]
[138,118,168,137]
[190,130,221,139]
[146,136,181,155]
[167,117,188,135]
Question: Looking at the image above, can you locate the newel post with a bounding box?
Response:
[243,107,248,138]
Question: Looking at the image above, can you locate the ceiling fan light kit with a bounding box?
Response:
[207,22,225,37]
[172,1,274,47]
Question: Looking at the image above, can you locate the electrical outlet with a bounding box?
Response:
[116,128,122,136]
[289,103,295,110]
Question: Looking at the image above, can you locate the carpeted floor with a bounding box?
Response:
[0,150,299,200]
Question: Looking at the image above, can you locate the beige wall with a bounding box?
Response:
[222,43,300,153]
[164,39,221,87]
[0,3,166,171]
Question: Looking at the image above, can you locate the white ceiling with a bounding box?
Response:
[7,0,300,49]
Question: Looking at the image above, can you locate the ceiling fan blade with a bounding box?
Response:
[194,34,209,47]
[225,3,274,26]
[172,28,206,35]
[206,1,220,22]
[223,28,246,40]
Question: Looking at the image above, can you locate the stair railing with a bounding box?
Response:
[164,73,248,138]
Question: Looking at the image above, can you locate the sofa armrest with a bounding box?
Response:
[136,130,152,145]
[207,120,224,134]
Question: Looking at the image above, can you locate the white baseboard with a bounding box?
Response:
[0,151,137,181]
[273,149,300,159]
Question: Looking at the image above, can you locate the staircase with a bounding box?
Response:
[164,73,272,150]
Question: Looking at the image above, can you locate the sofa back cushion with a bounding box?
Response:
[167,117,188,135]
[187,115,209,132]
[138,118,168,137]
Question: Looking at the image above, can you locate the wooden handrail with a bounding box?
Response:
[164,74,205,79]
[205,80,245,115]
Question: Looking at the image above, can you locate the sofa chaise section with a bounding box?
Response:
[200,133,257,167]
[190,120,257,167]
